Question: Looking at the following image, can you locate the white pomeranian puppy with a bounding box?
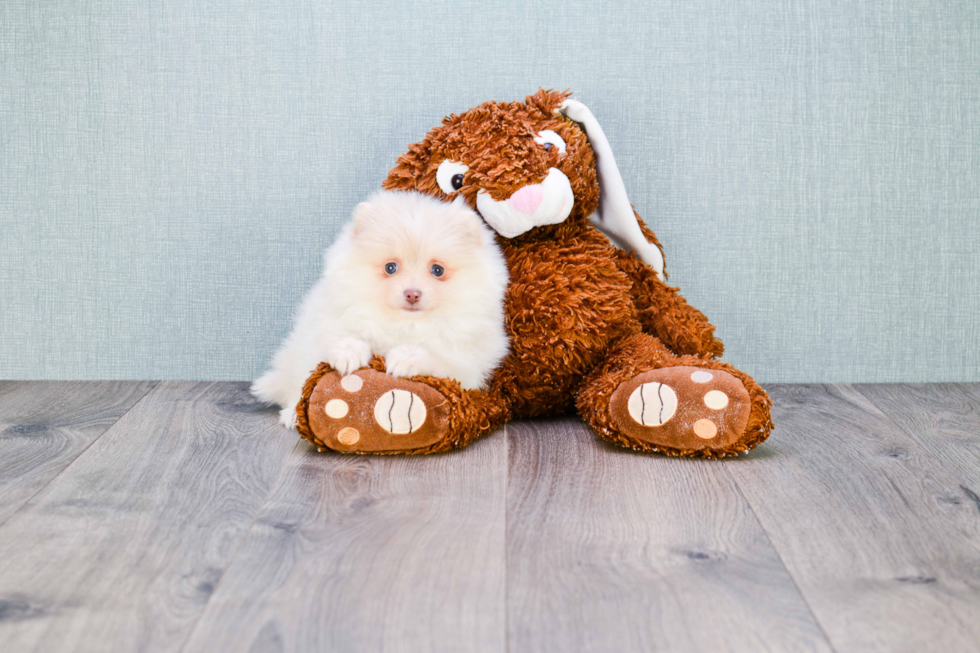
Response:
[251,190,510,428]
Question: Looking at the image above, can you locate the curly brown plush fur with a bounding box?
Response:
[300,88,771,457]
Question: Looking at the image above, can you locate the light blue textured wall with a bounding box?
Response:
[1,0,978,383]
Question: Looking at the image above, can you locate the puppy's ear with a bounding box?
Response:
[351,200,378,237]
[447,202,487,247]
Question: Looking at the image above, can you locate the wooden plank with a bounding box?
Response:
[181,430,508,652]
[728,384,980,653]
[0,381,156,526]
[506,418,831,653]
[855,383,980,484]
[0,382,294,653]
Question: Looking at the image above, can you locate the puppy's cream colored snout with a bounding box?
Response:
[404,289,422,305]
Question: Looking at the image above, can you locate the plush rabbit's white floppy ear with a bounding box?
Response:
[558,99,665,281]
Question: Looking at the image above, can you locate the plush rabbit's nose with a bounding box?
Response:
[508,184,544,215]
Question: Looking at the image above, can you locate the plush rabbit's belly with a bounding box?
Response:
[498,232,640,417]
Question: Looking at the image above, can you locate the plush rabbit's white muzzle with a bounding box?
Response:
[475,168,574,239]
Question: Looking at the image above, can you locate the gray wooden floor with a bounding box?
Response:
[0,382,978,652]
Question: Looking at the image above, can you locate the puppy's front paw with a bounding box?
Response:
[326,337,373,375]
[385,345,440,379]
[279,406,298,429]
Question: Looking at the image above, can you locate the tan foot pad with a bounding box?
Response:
[609,366,751,451]
[307,369,451,453]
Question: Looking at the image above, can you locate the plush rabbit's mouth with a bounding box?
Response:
[475,168,574,238]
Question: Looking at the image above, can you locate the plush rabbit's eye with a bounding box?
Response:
[436,159,470,194]
[430,263,445,278]
[534,130,566,155]
[384,261,398,275]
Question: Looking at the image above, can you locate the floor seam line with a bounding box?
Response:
[0,380,160,530]
[851,382,960,448]
[177,435,303,653]
[725,464,840,653]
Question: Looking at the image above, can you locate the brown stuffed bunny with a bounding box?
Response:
[296,89,772,458]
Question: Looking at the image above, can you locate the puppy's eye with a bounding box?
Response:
[384,262,398,275]
[534,130,567,155]
[430,263,445,278]
[436,159,470,195]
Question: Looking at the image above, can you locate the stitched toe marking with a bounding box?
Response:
[374,389,427,434]
[337,427,360,445]
[627,382,678,426]
[693,419,718,439]
[340,375,363,392]
[704,390,729,410]
[324,399,349,418]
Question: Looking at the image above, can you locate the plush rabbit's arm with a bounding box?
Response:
[616,218,725,359]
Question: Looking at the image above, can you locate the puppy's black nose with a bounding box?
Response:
[404,289,422,305]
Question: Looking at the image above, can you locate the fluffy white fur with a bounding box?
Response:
[251,190,510,428]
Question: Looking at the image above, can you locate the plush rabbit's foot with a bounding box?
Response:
[300,368,452,454]
[609,366,752,453]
